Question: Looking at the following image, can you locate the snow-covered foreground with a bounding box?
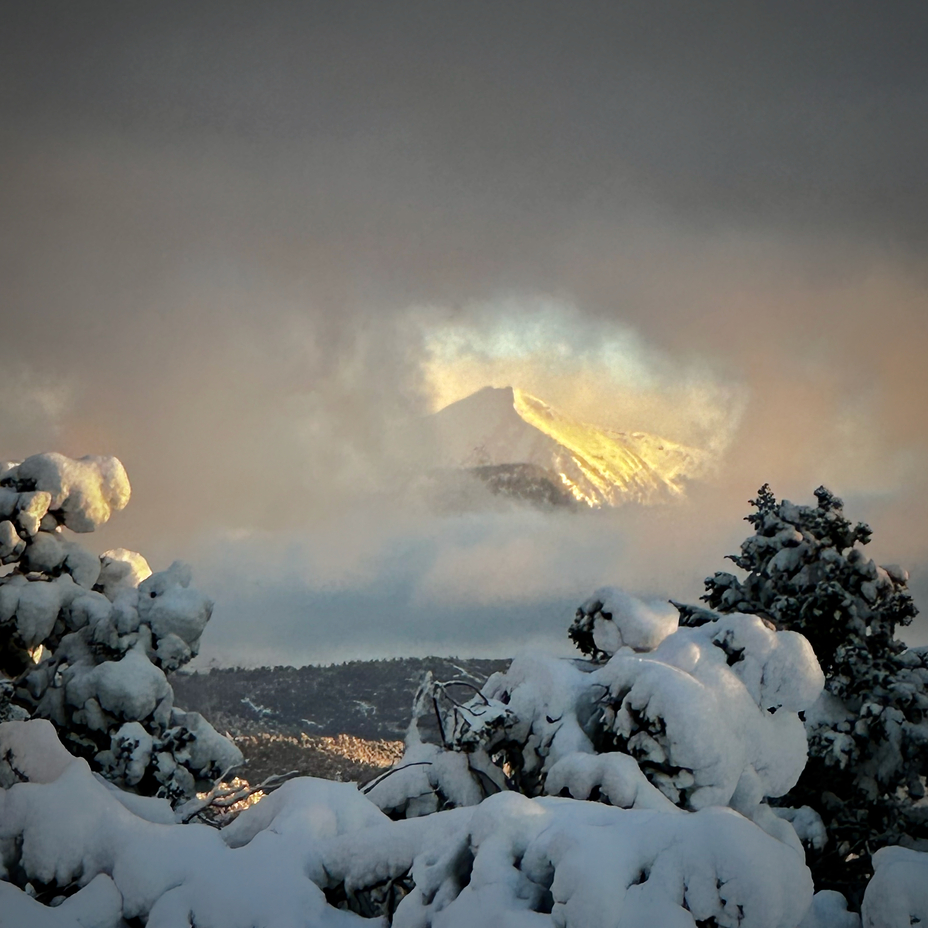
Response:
[0,718,923,928]
[2,454,927,926]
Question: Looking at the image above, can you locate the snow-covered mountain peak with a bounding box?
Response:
[429,386,708,508]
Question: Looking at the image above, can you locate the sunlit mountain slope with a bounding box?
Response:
[429,386,707,507]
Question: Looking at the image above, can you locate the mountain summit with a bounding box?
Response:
[428,386,707,508]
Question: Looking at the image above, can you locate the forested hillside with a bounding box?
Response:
[170,657,510,741]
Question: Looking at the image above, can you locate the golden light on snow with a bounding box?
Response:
[418,299,747,459]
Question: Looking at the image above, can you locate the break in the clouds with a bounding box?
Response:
[418,297,748,458]
[1,2,926,661]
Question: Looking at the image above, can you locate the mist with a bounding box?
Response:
[2,2,926,663]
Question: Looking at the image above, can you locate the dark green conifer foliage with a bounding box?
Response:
[702,485,924,906]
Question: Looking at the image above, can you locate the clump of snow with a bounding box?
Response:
[569,587,678,659]
[0,453,130,533]
[544,750,681,812]
[97,548,152,598]
[138,560,212,649]
[67,646,171,720]
[0,874,123,928]
[861,846,928,928]
[800,891,861,928]
[773,805,828,852]
[0,573,79,648]
[0,487,52,539]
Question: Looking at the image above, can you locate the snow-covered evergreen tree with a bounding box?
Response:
[0,453,241,804]
[5,466,928,925]
[3,521,927,925]
[701,484,925,904]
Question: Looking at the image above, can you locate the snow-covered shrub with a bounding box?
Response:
[7,572,921,925]
[0,453,241,804]
[0,717,822,928]
[368,589,824,866]
[701,485,925,904]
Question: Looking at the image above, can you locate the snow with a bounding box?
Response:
[0,573,78,648]
[582,587,679,654]
[772,806,828,851]
[544,751,681,812]
[0,874,123,928]
[0,454,242,806]
[1,455,923,925]
[0,519,25,561]
[1,453,130,533]
[1,612,923,926]
[0,719,823,928]
[861,847,928,928]
[66,646,171,721]
[593,617,816,812]
[800,891,861,928]
[97,548,152,598]
[373,610,822,838]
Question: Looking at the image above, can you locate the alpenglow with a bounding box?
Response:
[428,386,707,508]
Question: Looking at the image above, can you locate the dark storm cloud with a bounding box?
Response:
[1,2,926,659]
[4,2,928,244]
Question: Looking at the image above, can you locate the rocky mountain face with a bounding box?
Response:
[426,386,706,509]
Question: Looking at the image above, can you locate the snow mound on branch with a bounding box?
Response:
[0,453,130,533]
[362,736,487,819]
[222,776,390,847]
[138,561,212,648]
[0,719,819,928]
[862,846,928,928]
[97,548,152,598]
[66,646,171,721]
[661,614,825,713]
[596,615,820,811]
[0,874,123,928]
[799,891,861,928]
[0,718,73,785]
[545,751,682,812]
[0,573,81,648]
[569,587,678,659]
[587,587,678,654]
[0,488,52,540]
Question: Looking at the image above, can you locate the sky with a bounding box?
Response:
[2,2,927,665]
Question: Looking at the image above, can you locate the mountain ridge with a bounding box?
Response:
[429,386,707,508]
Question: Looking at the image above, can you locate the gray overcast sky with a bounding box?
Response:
[2,2,927,664]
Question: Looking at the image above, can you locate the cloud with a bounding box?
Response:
[1,3,926,661]
[0,365,76,453]
[417,296,748,458]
